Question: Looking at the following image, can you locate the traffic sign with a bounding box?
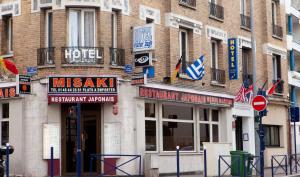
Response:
[252,95,267,111]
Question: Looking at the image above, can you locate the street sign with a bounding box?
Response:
[124,64,133,74]
[290,107,300,122]
[252,95,267,112]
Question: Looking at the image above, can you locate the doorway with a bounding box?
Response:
[235,117,243,151]
[61,103,101,175]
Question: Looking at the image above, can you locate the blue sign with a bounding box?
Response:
[133,24,155,52]
[290,107,300,122]
[124,64,133,74]
[143,66,155,78]
[26,67,37,75]
[228,38,238,80]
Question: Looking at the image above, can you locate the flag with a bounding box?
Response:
[267,79,281,96]
[244,84,253,103]
[0,57,18,75]
[186,55,205,80]
[235,84,246,102]
[171,57,182,82]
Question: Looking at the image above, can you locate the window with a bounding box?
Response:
[4,16,13,54]
[68,9,95,47]
[272,54,281,80]
[264,125,280,147]
[179,29,189,73]
[211,40,218,69]
[1,103,9,146]
[271,1,277,25]
[242,48,252,84]
[199,109,219,149]
[240,0,246,15]
[45,10,53,48]
[162,104,194,151]
[111,11,118,49]
[145,103,157,151]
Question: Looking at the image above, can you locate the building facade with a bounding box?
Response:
[0,0,290,176]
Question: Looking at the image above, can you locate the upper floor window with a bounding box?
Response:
[211,40,218,69]
[210,39,225,84]
[179,28,189,73]
[272,54,283,94]
[271,0,283,38]
[240,0,251,29]
[271,1,277,25]
[45,10,53,48]
[242,48,252,85]
[209,0,224,20]
[3,15,13,54]
[68,9,95,47]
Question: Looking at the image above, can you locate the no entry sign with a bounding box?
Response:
[252,95,267,111]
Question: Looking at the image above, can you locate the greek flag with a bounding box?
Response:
[186,55,205,80]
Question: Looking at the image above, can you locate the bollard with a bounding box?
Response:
[139,155,142,177]
[218,156,220,177]
[204,149,207,177]
[6,143,9,177]
[50,147,54,177]
[89,156,93,177]
[285,155,288,175]
[271,157,274,177]
[176,146,180,177]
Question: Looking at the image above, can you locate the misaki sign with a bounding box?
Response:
[48,76,118,103]
[0,86,17,99]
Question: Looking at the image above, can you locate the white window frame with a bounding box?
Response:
[179,28,189,63]
[160,102,196,152]
[7,17,13,54]
[210,0,217,4]
[145,101,159,153]
[272,54,281,80]
[211,40,218,69]
[271,1,277,25]
[45,9,53,48]
[240,0,246,15]
[0,103,9,146]
[199,109,220,150]
[112,11,118,48]
[68,8,96,47]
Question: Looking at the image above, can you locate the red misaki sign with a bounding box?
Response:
[139,87,233,107]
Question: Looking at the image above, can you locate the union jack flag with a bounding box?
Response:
[235,84,253,104]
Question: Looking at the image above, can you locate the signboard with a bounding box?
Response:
[0,86,17,99]
[228,38,238,80]
[63,47,103,64]
[133,24,155,52]
[104,123,121,155]
[139,87,233,107]
[131,74,147,85]
[252,95,267,111]
[124,64,133,74]
[48,76,118,103]
[135,53,151,67]
[26,67,37,75]
[43,124,60,159]
[17,75,31,94]
[290,107,300,122]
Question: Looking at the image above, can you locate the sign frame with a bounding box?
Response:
[16,74,31,94]
[133,23,155,52]
[228,38,238,80]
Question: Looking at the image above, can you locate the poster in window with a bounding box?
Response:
[228,38,238,80]
[133,24,155,52]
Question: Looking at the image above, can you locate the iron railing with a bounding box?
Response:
[179,0,196,8]
[211,68,225,84]
[273,79,284,94]
[242,73,253,85]
[61,47,104,65]
[240,14,251,29]
[110,48,125,66]
[209,2,224,20]
[272,24,283,38]
[37,47,55,66]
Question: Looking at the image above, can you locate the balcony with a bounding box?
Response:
[272,24,283,39]
[37,47,55,66]
[209,2,224,20]
[61,47,104,65]
[211,68,225,85]
[242,73,253,85]
[179,0,196,8]
[110,48,125,67]
[273,79,284,94]
[240,14,251,29]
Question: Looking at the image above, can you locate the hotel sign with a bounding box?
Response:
[139,87,233,107]
[228,38,238,80]
[48,76,118,103]
[62,47,103,64]
[133,24,155,52]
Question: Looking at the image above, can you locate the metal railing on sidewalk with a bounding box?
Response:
[271,155,288,177]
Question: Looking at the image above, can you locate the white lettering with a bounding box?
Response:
[89,49,95,58]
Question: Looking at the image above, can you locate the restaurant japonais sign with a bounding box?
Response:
[139,87,233,107]
[48,76,118,103]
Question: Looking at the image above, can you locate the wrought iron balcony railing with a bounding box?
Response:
[273,79,284,94]
[209,2,224,20]
[240,14,251,29]
[110,48,125,66]
[179,0,196,8]
[272,24,283,38]
[37,47,55,66]
[61,47,104,65]
[242,73,253,85]
[211,68,225,84]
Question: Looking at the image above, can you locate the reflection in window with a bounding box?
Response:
[145,103,155,118]
[162,105,193,120]
[200,124,210,148]
[145,120,156,151]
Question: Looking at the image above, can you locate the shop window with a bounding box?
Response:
[199,109,220,150]
[145,103,157,151]
[68,9,95,47]
[162,104,194,151]
[1,103,9,146]
[264,125,280,147]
